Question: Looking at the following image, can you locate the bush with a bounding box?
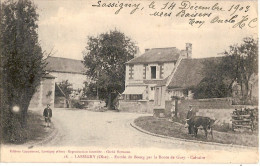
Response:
[73,102,84,109]
[2,116,29,144]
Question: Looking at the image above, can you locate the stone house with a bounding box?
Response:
[123,43,192,101]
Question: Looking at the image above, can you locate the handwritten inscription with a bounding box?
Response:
[91,0,257,29]
[92,1,142,14]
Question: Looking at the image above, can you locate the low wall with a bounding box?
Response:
[80,100,105,109]
[164,98,258,128]
[196,109,234,127]
[119,100,154,114]
[165,98,233,119]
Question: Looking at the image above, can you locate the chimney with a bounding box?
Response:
[145,48,150,52]
[180,50,186,58]
[186,43,192,59]
[134,46,140,57]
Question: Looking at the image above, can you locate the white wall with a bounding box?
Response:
[163,62,175,78]
[148,85,155,100]
[133,64,144,80]
[50,72,89,90]
[125,65,129,86]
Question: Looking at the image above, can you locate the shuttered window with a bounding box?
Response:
[129,65,134,79]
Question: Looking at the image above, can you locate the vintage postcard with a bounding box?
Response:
[0,0,259,164]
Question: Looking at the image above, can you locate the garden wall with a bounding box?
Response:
[177,98,233,120]
[119,100,154,114]
[165,98,257,128]
[80,100,105,109]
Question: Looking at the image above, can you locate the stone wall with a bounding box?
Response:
[119,100,154,114]
[196,109,234,127]
[29,77,55,110]
[164,98,233,125]
[164,98,257,127]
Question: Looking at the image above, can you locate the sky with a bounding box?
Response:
[34,0,258,60]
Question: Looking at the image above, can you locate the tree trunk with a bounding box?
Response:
[20,100,30,128]
[228,79,236,96]
[107,93,112,110]
[21,110,27,128]
[244,80,250,104]
[66,99,69,108]
[240,80,244,104]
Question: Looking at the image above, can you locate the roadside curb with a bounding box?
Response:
[26,123,58,148]
[130,120,257,149]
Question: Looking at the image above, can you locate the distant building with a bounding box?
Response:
[45,56,90,90]
[123,43,192,101]
[29,56,92,109]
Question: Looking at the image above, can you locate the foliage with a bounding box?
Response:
[72,102,84,109]
[193,59,231,99]
[193,37,258,101]
[56,80,73,99]
[0,0,45,142]
[82,82,98,100]
[82,29,138,109]
[223,37,258,103]
[55,80,73,108]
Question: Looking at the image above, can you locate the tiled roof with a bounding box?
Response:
[126,47,181,64]
[45,56,85,74]
[42,73,55,79]
[167,57,221,89]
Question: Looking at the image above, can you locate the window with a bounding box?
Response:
[151,66,156,79]
[151,87,155,91]
[130,95,142,100]
[129,65,134,79]
[125,94,142,100]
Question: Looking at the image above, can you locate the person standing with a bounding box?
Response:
[186,105,195,134]
[43,104,52,127]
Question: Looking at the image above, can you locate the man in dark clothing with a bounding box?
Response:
[43,104,52,127]
[186,105,195,134]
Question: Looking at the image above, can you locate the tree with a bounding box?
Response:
[193,37,258,102]
[0,0,45,141]
[83,30,138,109]
[56,80,73,108]
[223,37,258,103]
[193,59,231,99]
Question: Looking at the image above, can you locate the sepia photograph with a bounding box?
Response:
[0,0,259,164]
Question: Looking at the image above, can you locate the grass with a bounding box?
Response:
[134,116,259,147]
[1,111,54,145]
